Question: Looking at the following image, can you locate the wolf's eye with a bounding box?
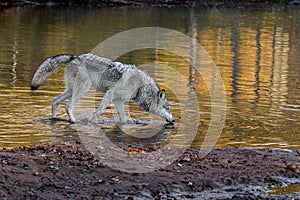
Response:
[163,105,170,111]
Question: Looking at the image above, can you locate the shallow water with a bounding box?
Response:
[0,6,299,150]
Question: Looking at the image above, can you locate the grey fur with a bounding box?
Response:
[31,53,174,123]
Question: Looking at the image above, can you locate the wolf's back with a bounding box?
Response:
[30,54,76,90]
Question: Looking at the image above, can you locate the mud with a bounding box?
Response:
[1,0,299,9]
[0,143,299,199]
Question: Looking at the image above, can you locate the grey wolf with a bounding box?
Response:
[31,53,175,124]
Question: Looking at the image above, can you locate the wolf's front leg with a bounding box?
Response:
[112,99,127,123]
[94,90,112,118]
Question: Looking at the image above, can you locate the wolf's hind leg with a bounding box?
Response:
[52,89,72,118]
[66,80,92,123]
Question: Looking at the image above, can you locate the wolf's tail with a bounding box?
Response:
[30,54,76,90]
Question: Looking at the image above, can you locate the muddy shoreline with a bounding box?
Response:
[1,0,300,9]
[0,143,299,199]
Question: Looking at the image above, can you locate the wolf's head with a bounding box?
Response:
[150,89,175,123]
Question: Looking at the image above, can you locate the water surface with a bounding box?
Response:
[0,6,299,149]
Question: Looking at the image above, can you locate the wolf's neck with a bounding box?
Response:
[132,83,159,112]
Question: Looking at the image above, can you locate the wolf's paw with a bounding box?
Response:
[88,112,99,123]
[117,118,137,124]
[126,118,137,124]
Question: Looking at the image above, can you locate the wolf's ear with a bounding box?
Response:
[158,89,166,99]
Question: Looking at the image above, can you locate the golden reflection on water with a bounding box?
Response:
[269,183,300,195]
[0,6,299,149]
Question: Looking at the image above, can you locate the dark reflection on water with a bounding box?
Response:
[0,6,299,149]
